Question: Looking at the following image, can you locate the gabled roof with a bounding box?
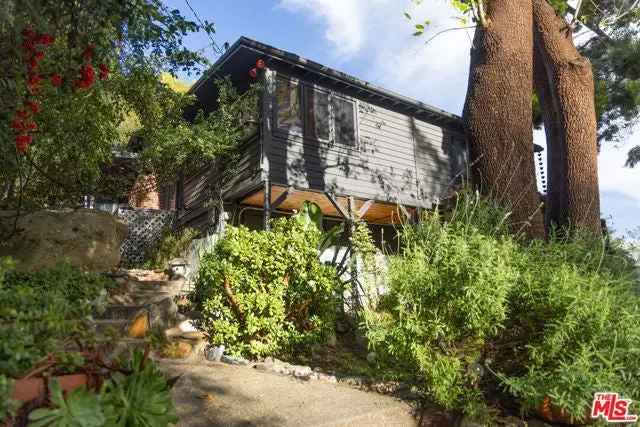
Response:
[190,37,462,129]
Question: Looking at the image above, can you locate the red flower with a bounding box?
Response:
[36,33,55,45]
[10,119,24,131]
[256,59,266,69]
[25,100,41,114]
[27,73,42,90]
[15,134,32,154]
[75,64,95,89]
[28,57,38,71]
[82,44,95,61]
[98,63,109,80]
[22,40,35,52]
[50,73,63,87]
[25,121,38,131]
[249,68,258,79]
[34,50,45,61]
[15,110,29,120]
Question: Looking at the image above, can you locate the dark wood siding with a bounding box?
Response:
[177,135,261,230]
[268,74,467,207]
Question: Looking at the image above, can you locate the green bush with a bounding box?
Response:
[363,193,519,419]
[497,236,640,422]
[364,191,640,422]
[144,227,200,270]
[0,261,113,377]
[191,218,339,358]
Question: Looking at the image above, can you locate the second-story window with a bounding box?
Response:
[304,86,330,141]
[332,96,356,147]
[275,77,302,132]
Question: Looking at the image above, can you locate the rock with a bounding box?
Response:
[367,351,377,364]
[317,373,338,383]
[205,345,225,362]
[180,331,206,341]
[221,355,249,365]
[178,319,198,332]
[128,310,149,338]
[291,365,313,379]
[147,297,178,331]
[253,362,271,371]
[0,209,127,272]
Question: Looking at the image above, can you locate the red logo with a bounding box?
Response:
[591,392,638,423]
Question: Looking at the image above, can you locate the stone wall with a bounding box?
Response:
[118,209,175,267]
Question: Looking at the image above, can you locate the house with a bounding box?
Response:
[167,37,468,244]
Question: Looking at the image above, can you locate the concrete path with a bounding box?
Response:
[159,360,420,427]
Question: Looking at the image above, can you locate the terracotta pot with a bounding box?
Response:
[10,373,89,403]
[54,373,88,393]
[538,396,593,425]
[10,377,45,402]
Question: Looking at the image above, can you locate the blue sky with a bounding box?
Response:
[165,0,640,237]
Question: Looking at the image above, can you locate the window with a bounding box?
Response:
[332,96,356,147]
[304,86,330,140]
[275,77,302,132]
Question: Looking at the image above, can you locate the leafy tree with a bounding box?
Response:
[0,1,255,221]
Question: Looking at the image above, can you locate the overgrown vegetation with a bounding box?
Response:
[363,191,640,423]
[191,218,340,358]
[28,350,177,427]
[0,261,112,378]
[143,227,200,270]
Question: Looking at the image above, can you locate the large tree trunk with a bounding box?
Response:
[463,0,545,239]
[533,0,601,234]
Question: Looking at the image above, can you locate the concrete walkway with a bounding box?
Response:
[159,360,420,427]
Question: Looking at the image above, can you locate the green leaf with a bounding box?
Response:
[404,12,412,20]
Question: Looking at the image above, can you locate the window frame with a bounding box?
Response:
[272,73,360,150]
[273,75,304,136]
[329,92,359,149]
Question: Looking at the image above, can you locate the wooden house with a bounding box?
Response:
[169,37,468,241]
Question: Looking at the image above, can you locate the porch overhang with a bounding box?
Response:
[239,185,414,225]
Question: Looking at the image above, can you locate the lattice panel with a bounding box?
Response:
[118,209,175,267]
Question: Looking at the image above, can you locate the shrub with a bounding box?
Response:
[0,262,113,377]
[191,218,339,358]
[363,192,518,419]
[144,227,200,270]
[364,191,640,422]
[496,236,640,422]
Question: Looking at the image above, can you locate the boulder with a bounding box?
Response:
[0,209,127,272]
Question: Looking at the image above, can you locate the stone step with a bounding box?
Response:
[97,305,144,320]
[92,318,129,334]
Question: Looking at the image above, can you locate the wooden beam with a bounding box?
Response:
[324,192,349,219]
[357,200,374,218]
[271,186,294,210]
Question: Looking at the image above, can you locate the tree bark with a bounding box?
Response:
[533,0,601,234]
[463,0,545,239]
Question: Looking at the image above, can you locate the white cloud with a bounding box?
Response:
[278,0,370,56]
[278,0,472,113]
